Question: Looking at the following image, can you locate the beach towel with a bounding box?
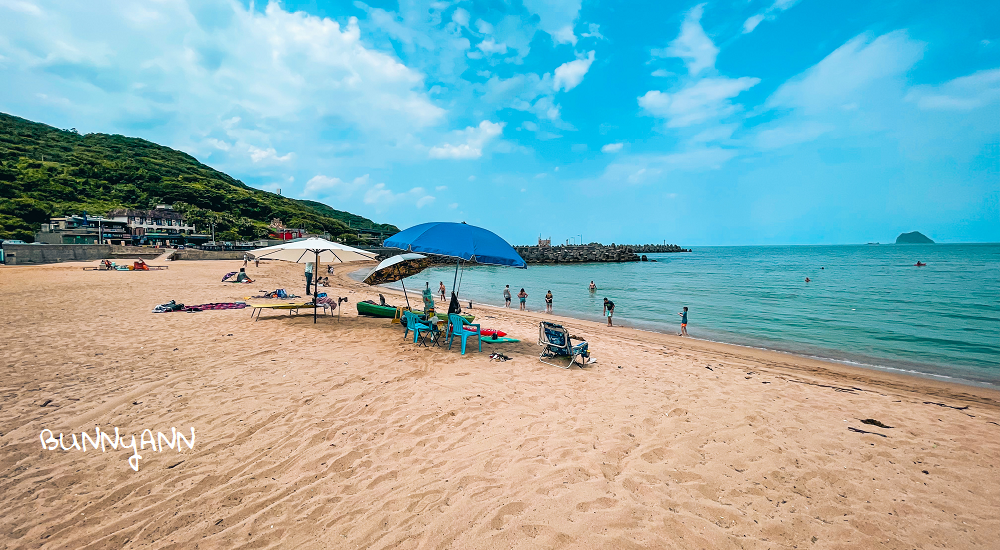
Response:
[182,303,248,312]
[222,272,237,282]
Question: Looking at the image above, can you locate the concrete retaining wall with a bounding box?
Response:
[170,249,245,261]
[1,244,164,265]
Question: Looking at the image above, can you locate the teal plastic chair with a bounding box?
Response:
[447,313,482,355]
[402,311,432,343]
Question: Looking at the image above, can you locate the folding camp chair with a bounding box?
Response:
[538,322,590,368]
[402,310,432,344]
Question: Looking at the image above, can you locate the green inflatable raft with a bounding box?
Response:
[356,301,475,323]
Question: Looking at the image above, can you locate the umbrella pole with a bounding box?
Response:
[314,250,318,324]
[452,259,459,299]
[401,278,411,309]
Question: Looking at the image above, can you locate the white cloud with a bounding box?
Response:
[452,8,470,28]
[662,4,718,75]
[361,183,435,210]
[742,15,764,34]
[743,0,801,34]
[601,142,624,153]
[581,23,604,40]
[905,68,1000,111]
[1,0,42,16]
[475,19,494,34]
[248,146,294,163]
[304,174,371,198]
[448,203,459,209]
[429,120,505,159]
[553,51,595,92]
[522,0,582,45]
[639,77,760,127]
[478,39,508,55]
[435,185,448,191]
[768,31,924,113]
[651,69,673,77]
[754,121,833,150]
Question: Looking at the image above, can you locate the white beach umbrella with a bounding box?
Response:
[250,237,378,323]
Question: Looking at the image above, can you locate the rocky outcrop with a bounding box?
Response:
[627,244,691,253]
[896,231,934,244]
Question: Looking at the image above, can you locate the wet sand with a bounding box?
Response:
[1,258,997,549]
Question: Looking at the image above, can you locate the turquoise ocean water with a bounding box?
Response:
[361,244,1000,388]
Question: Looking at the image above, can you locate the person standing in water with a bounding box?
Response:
[589,281,596,291]
[545,290,553,313]
[678,306,689,336]
[438,281,446,301]
[518,288,528,310]
[604,297,615,327]
[503,285,512,308]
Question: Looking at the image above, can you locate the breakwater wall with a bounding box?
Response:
[514,243,688,264]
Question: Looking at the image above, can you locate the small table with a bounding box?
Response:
[417,317,442,347]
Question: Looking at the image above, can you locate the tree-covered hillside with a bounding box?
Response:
[0,112,398,242]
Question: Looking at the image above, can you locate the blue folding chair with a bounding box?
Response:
[538,322,590,368]
[447,313,482,355]
[402,310,432,344]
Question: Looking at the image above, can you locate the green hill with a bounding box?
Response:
[0,112,398,242]
[895,231,935,244]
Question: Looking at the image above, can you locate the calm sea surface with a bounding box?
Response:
[359,244,1000,388]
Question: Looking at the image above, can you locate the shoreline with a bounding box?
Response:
[342,263,1000,403]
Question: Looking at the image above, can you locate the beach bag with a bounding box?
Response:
[276,288,287,298]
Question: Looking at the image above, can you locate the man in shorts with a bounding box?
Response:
[503,285,511,307]
[678,306,688,336]
[604,297,615,327]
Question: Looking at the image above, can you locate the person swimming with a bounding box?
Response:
[805,277,811,282]
[915,262,926,267]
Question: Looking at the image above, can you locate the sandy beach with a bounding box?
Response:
[1,258,998,549]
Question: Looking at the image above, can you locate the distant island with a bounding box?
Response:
[896,231,934,244]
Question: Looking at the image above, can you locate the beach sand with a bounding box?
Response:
[1,258,997,549]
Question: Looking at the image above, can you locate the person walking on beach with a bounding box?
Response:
[545,290,553,313]
[243,252,249,267]
[254,257,259,268]
[518,288,527,310]
[604,297,615,327]
[678,306,688,336]
[589,281,596,292]
[305,261,314,295]
[439,281,446,301]
[503,285,511,308]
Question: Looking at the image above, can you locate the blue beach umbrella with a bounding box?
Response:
[384,222,526,299]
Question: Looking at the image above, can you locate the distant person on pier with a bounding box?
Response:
[604,298,615,327]
[518,288,527,310]
[503,285,511,308]
[545,290,553,313]
[678,306,688,337]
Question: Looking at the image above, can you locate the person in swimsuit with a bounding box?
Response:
[545,290,553,313]
[589,281,596,291]
[604,297,615,327]
[678,306,688,336]
[518,288,527,310]
[503,285,511,308]
[439,282,446,301]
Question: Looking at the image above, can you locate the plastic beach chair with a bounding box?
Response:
[538,322,590,369]
[447,313,482,355]
[402,310,432,344]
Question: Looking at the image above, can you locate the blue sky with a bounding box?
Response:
[1,0,997,245]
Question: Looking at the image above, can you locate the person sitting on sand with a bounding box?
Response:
[235,267,254,284]
[545,290,553,313]
[604,297,615,327]
[678,306,688,336]
[518,288,527,311]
